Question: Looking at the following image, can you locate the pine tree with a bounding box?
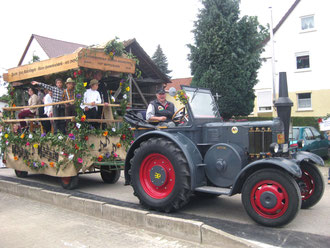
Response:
[188,0,268,119]
[152,45,172,78]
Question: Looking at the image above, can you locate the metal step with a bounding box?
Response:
[194,186,231,195]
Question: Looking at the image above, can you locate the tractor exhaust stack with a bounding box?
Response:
[274,72,293,144]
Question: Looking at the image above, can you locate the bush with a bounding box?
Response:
[231,116,321,130]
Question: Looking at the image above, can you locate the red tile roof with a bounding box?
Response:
[165,77,192,90]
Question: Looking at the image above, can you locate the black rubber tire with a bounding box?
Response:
[100,166,121,184]
[130,137,192,212]
[241,168,301,227]
[60,175,79,190]
[296,162,324,209]
[15,170,28,178]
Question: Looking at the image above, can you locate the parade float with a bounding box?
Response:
[0,39,144,189]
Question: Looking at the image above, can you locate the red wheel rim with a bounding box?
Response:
[140,153,175,199]
[300,169,315,200]
[61,177,71,185]
[250,180,289,219]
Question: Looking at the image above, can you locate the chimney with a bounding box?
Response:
[274,72,293,144]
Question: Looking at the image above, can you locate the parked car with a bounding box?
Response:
[289,126,329,158]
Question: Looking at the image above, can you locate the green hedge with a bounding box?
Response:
[232,116,321,130]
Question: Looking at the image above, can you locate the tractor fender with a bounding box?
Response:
[125,131,203,189]
[292,151,325,166]
[230,157,302,195]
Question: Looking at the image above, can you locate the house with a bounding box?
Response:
[165,77,192,91]
[18,34,87,66]
[252,0,330,118]
[14,34,171,108]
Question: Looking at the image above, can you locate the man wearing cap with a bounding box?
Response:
[146,88,176,127]
[31,78,66,134]
[63,77,76,117]
[81,79,102,128]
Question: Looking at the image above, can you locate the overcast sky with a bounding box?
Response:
[0,0,293,96]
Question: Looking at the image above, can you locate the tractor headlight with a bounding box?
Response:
[297,139,304,148]
[270,143,279,154]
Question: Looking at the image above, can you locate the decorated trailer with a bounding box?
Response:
[0,40,160,189]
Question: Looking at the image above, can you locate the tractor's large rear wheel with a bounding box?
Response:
[296,162,324,209]
[130,137,191,212]
[242,169,301,227]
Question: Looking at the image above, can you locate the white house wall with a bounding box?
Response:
[254,0,330,117]
[21,38,49,66]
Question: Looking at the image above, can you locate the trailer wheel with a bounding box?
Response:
[15,170,28,178]
[296,162,324,209]
[131,137,191,212]
[242,169,301,227]
[100,166,121,184]
[60,175,79,190]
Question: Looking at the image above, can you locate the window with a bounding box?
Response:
[296,54,310,69]
[310,127,321,139]
[303,128,314,140]
[297,93,311,109]
[301,15,314,31]
[257,90,272,112]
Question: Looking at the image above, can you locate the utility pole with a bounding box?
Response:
[269,6,276,104]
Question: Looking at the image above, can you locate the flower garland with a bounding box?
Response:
[104,37,125,59]
[174,90,189,105]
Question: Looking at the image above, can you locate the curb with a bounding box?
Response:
[0,179,259,248]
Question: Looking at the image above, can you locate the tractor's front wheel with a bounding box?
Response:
[242,169,301,227]
[296,162,324,209]
[130,137,191,212]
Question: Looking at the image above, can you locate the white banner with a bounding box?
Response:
[319,118,330,131]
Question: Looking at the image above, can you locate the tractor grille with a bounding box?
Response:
[248,127,272,155]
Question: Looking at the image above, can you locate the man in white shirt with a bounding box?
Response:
[44,90,53,117]
[81,79,101,128]
[40,89,53,133]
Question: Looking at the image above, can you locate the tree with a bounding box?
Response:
[152,45,172,78]
[188,0,268,119]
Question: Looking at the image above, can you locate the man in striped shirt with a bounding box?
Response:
[31,78,66,134]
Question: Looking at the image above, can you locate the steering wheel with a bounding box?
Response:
[172,106,188,123]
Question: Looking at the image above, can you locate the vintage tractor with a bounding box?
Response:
[124,72,325,227]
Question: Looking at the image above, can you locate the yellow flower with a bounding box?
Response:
[103,131,108,136]
[125,86,130,92]
[109,52,114,57]
[83,82,87,87]
[180,91,184,96]
[4,134,8,139]
[174,95,177,99]
[20,134,25,139]
[120,82,123,86]
[33,144,38,149]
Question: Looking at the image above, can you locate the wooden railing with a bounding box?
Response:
[2,100,125,130]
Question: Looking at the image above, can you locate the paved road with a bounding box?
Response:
[0,191,208,248]
[1,166,330,247]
